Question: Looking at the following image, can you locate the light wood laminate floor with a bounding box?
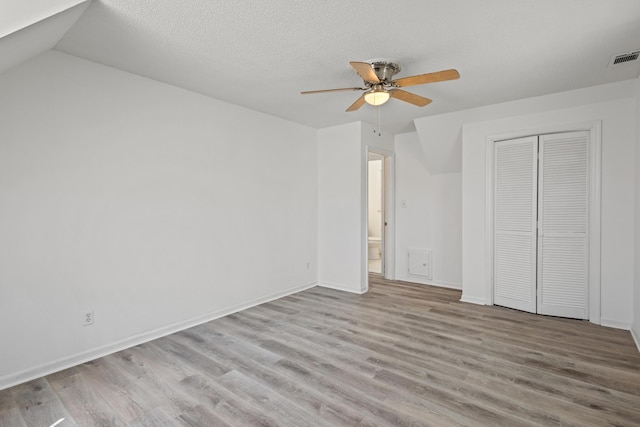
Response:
[2,276,640,426]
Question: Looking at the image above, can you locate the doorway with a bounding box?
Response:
[368,153,385,275]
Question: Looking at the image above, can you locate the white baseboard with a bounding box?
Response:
[318,281,366,294]
[460,294,487,305]
[600,317,632,330]
[0,281,317,391]
[394,275,462,290]
[631,326,640,353]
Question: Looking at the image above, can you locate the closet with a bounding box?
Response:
[494,131,589,319]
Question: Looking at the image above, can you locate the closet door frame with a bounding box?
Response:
[484,120,601,324]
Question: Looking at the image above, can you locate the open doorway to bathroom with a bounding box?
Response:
[368,153,385,275]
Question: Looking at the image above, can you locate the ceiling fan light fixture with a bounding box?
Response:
[302,61,459,112]
[364,89,390,106]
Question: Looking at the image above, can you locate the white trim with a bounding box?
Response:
[485,136,495,305]
[383,155,396,281]
[395,275,461,290]
[318,281,368,294]
[460,294,487,305]
[484,120,602,324]
[631,327,640,353]
[589,122,602,324]
[600,318,632,330]
[0,281,317,391]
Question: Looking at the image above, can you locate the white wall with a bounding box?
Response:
[0,51,318,388]
[317,122,363,293]
[633,76,640,349]
[394,132,462,288]
[413,115,463,174]
[317,121,393,293]
[430,173,462,287]
[458,81,636,328]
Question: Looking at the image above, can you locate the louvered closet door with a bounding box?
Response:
[537,131,589,319]
[494,136,538,313]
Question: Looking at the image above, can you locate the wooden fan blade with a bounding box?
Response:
[346,95,366,112]
[350,61,380,83]
[394,69,460,87]
[301,87,363,95]
[390,89,432,107]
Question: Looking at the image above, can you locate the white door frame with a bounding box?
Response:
[484,120,601,324]
[367,153,385,276]
[364,146,395,291]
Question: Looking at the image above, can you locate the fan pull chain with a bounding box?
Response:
[372,106,382,137]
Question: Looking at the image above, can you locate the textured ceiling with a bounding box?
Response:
[9,0,640,134]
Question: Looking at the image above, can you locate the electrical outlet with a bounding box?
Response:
[83,310,94,326]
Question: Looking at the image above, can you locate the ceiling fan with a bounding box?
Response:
[301,61,460,112]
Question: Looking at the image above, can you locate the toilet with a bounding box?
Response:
[368,237,382,260]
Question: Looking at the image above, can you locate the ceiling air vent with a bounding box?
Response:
[608,50,640,67]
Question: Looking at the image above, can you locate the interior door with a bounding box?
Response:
[537,131,589,319]
[493,136,538,313]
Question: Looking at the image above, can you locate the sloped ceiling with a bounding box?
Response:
[2,0,640,136]
[0,1,89,74]
[0,0,87,38]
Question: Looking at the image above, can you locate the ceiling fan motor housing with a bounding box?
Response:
[371,61,401,84]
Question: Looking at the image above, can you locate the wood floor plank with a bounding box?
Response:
[175,403,231,427]
[177,373,277,426]
[66,357,159,423]
[2,277,639,426]
[129,406,181,427]
[216,370,316,427]
[49,372,127,427]
[174,327,368,426]
[11,378,77,427]
[0,407,28,427]
[0,387,16,413]
[289,282,640,393]
[252,304,556,425]
[151,336,298,426]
